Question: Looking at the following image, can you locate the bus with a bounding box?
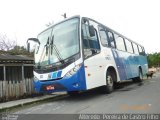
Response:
[27,15,148,95]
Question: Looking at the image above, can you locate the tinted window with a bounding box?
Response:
[114,34,126,51]
[125,39,133,53]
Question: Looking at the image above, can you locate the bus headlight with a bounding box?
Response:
[65,64,82,77]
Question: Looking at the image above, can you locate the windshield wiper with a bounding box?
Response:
[51,35,65,64]
[37,37,50,68]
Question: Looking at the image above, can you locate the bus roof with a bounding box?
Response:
[38,15,144,48]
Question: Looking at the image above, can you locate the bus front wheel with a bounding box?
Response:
[104,70,114,94]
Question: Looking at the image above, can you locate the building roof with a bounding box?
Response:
[0,54,34,64]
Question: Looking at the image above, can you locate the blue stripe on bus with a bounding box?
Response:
[111,49,127,80]
[123,55,133,79]
[111,48,148,80]
[57,71,62,78]
[52,72,57,79]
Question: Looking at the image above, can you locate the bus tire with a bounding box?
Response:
[137,68,143,82]
[133,68,143,82]
[104,70,114,94]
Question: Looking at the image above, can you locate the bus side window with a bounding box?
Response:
[142,47,146,55]
[82,24,90,49]
[107,31,115,48]
[132,43,139,54]
[138,45,145,56]
[98,26,109,47]
[82,19,100,59]
[88,25,100,50]
[114,34,126,51]
[125,39,133,53]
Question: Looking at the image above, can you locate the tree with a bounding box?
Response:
[8,45,33,57]
[9,46,28,55]
[0,34,16,51]
[147,52,160,68]
[0,34,33,56]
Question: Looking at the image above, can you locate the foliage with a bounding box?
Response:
[147,52,160,68]
[0,34,33,57]
[9,46,33,56]
[0,45,33,57]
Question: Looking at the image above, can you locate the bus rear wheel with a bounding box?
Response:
[133,68,143,82]
[137,69,143,82]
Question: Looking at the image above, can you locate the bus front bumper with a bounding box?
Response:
[33,66,86,93]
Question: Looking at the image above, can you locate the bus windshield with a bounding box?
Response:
[34,18,80,68]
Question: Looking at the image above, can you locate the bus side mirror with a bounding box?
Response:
[89,25,95,37]
[27,38,40,53]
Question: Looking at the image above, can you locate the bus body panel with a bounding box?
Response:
[112,49,137,80]
[33,58,87,93]
[84,48,120,90]
[138,55,148,75]
[34,63,87,93]
[111,49,148,81]
[34,58,83,80]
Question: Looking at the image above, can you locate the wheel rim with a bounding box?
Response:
[107,75,113,87]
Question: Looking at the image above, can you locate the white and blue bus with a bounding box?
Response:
[27,15,148,95]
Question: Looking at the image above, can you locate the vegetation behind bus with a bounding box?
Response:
[147,52,160,68]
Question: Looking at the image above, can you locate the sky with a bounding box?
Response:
[0,0,160,53]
